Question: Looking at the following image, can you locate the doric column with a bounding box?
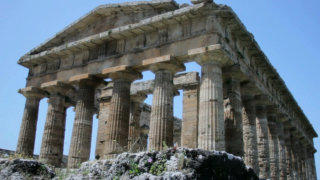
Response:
[307,147,317,180]
[255,98,270,179]
[291,135,299,179]
[300,144,308,180]
[267,108,280,180]
[16,87,46,156]
[68,76,102,168]
[284,127,293,180]
[197,61,224,151]
[304,147,310,180]
[276,121,287,180]
[295,141,303,180]
[224,76,243,156]
[39,81,73,167]
[241,96,259,175]
[39,82,73,167]
[104,70,141,157]
[95,96,111,159]
[128,94,147,152]
[148,63,184,151]
[181,85,199,148]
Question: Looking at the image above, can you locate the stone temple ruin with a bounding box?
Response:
[15,0,317,179]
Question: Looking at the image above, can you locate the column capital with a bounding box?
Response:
[111,70,142,81]
[150,62,185,74]
[266,105,278,116]
[240,81,260,98]
[189,44,231,66]
[254,94,272,107]
[18,86,47,99]
[99,96,112,103]
[69,73,106,87]
[131,93,147,103]
[196,58,222,67]
[222,65,246,82]
[41,80,75,96]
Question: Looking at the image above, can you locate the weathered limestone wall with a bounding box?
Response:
[181,86,198,148]
[95,98,111,159]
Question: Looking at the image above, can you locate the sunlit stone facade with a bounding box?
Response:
[16,0,317,179]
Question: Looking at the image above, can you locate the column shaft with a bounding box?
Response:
[39,94,66,167]
[198,63,224,151]
[301,147,308,180]
[267,116,280,180]
[310,152,317,180]
[224,78,243,156]
[104,79,131,156]
[68,84,95,168]
[95,98,111,159]
[291,137,299,179]
[276,122,287,180]
[295,142,303,180]
[242,98,259,175]
[16,97,41,156]
[148,70,174,150]
[284,132,293,180]
[181,86,199,148]
[256,106,270,179]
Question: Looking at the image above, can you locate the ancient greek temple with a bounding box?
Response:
[15,0,317,179]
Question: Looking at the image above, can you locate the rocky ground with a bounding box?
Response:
[0,148,258,179]
[0,158,55,179]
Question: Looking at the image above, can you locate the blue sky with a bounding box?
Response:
[0,0,319,175]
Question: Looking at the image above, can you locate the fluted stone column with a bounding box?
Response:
[16,87,45,156]
[197,61,224,151]
[95,96,111,159]
[104,71,141,157]
[311,153,317,180]
[304,148,310,180]
[307,148,317,180]
[181,85,199,148]
[68,79,99,168]
[242,97,259,175]
[128,94,146,152]
[276,122,287,180]
[39,94,67,167]
[296,144,303,180]
[291,136,299,179]
[292,140,303,180]
[267,111,280,180]
[301,145,308,180]
[297,141,307,180]
[149,68,176,150]
[284,128,293,180]
[255,104,270,179]
[224,77,243,156]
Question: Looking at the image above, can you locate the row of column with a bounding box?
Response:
[17,80,99,168]
[17,58,317,179]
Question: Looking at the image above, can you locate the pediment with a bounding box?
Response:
[27,0,178,56]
